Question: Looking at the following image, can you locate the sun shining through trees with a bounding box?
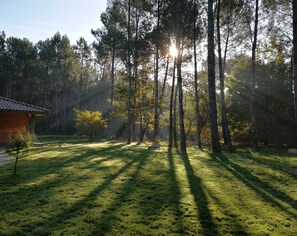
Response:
[169,43,177,58]
[0,0,294,149]
[0,0,297,235]
[0,0,294,152]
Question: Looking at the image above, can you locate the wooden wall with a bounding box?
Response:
[0,112,30,144]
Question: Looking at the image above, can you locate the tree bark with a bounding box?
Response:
[176,0,187,153]
[293,0,297,143]
[132,4,139,142]
[169,60,176,148]
[153,0,160,142]
[111,43,115,108]
[160,54,170,106]
[193,0,203,150]
[250,0,259,149]
[173,82,178,149]
[127,0,132,144]
[208,0,221,153]
[217,0,234,152]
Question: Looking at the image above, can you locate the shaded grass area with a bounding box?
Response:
[0,138,296,235]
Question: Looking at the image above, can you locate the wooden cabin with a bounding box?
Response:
[0,96,49,145]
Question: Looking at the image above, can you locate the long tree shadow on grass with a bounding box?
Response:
[0,143,130,215]
[212,153,297,218]
[0,143,127,189]
[179,151,219,236]
[166,148,186,234]
[236,150,297,178]
[204,180,249,235]
[90,148,155,234]
[31,147,155,235]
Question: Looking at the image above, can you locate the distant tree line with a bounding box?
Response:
[0,0,296,152]
[0,32,108,134]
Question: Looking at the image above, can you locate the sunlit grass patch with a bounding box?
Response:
[0,138,296,235]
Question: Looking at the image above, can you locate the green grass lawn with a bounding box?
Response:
[0,138,296,236]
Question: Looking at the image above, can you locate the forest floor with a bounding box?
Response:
[0,137,296,236]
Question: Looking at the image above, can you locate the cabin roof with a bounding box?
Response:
[0,96,50,115]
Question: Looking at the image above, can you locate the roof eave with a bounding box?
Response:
[0,110,50,115]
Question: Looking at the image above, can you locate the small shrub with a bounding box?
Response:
[6,130,36,175]
[23,132,38,148]
[74,109,108,141]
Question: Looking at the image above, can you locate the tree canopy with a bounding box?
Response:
[0,0,295,151]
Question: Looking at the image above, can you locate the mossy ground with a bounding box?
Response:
[0,138,296,235]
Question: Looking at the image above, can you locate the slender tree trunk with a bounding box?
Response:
[193,0,202,150]
[208,0,221,153]
[127,0,132,144]
[250,0,259,149]
[63,91,67,133]
[139,106,143,143]
[176,1,187,153]
[186,119,194,139]
[139,127,147,143]
[289,56,295,144]
[111,43,115,108]
[101,64,106,83]
[132,83,136,141]
[55,90,59,131]
[217,0,234,152]
[153,0,160,142]
[169,60,176,148]
[293,0,297,143]
[173,82,178,149]
[132,6,139,142]
[13,148,19,175]
[263,95,269,146]
[160,54,170,105]
[139,80,145,143]
[78,57,83,109]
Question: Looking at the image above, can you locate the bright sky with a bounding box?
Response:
[0,0,107,45]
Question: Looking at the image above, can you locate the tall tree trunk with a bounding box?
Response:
[78,59,83,109]
[139,79,145,143]
[101,64,106,83]
[293,0,297,143]
[139,99,144,143]
[169,60,176,148]
[176,1,187,153]
[160,54,170,106]
[63,91,67,133]
[153,0,160,142]
[132,82,136,141]
[193,0,202,150]
[111,43,115,108]
[132,6,139,142]
[250,0,259,149]
[127,0,132,144]
[173,82,178,149]
[217,0,234,152]
[208,0,221,153]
